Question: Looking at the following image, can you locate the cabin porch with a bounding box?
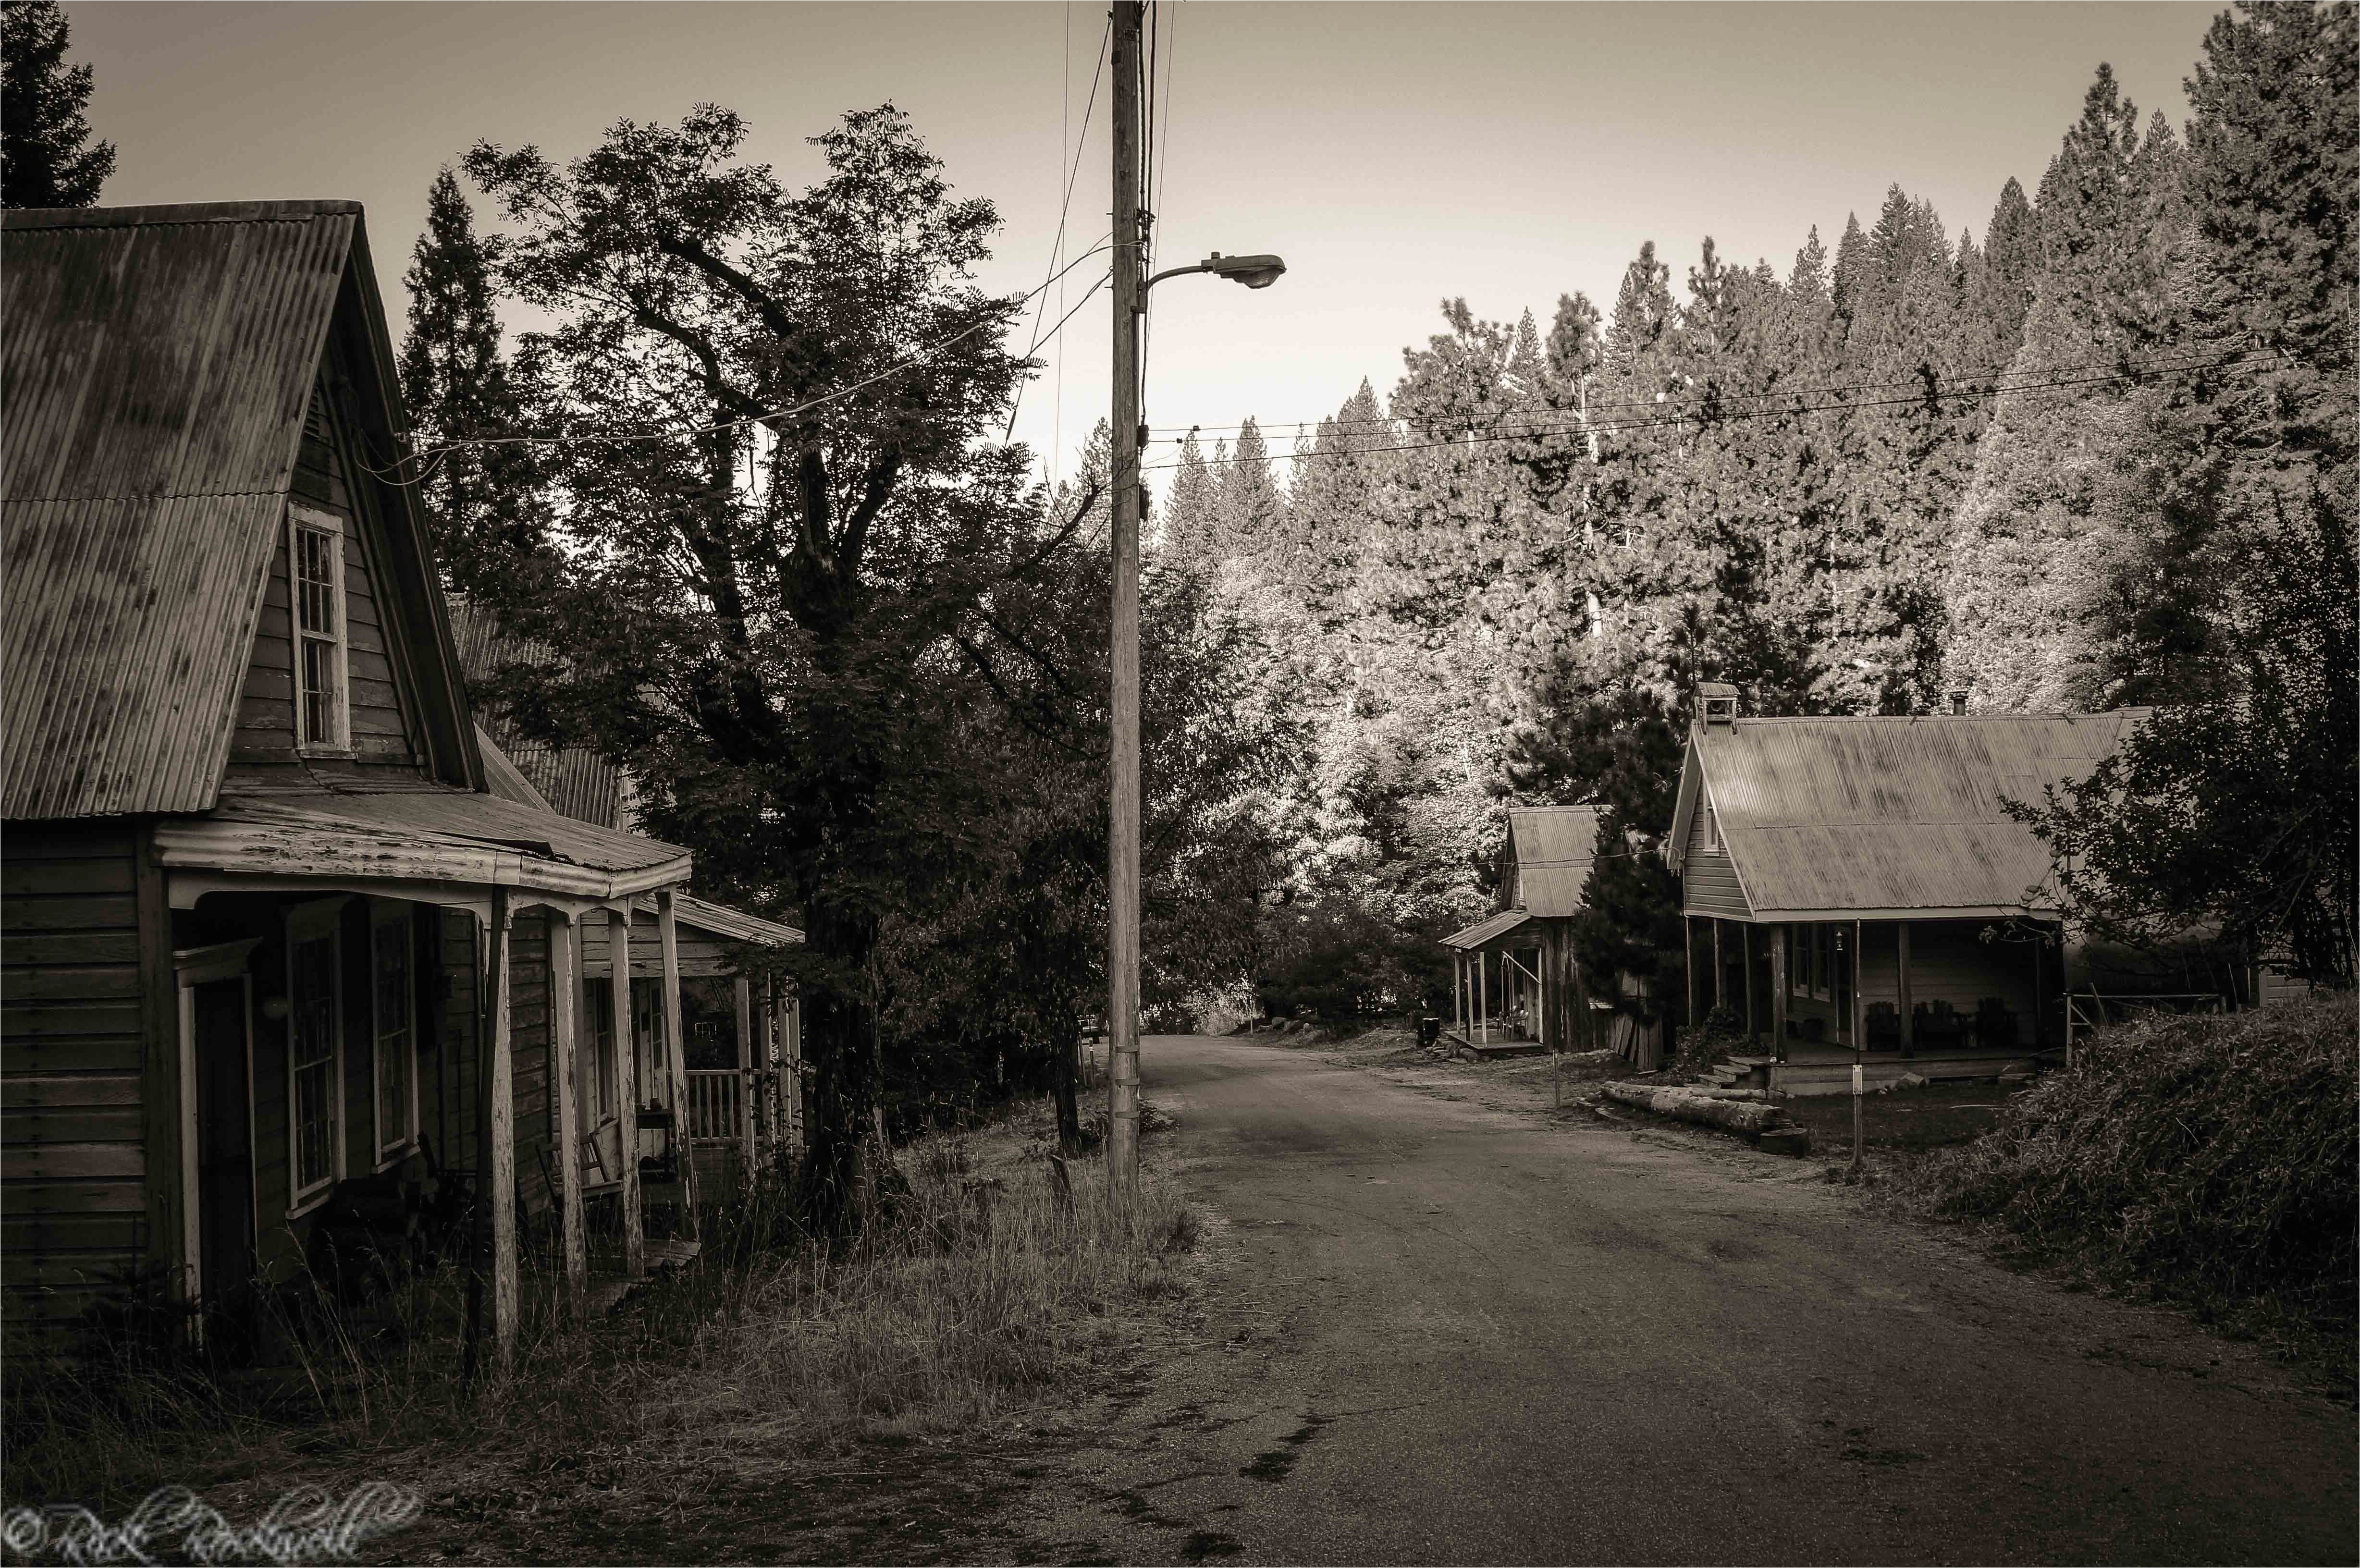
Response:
[1684,914,2064,1096]
[1439,910,1593,1058]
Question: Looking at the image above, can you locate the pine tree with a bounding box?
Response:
[1831,213,1867,322]
[1154,429,1219,565]
[398,169,550,596]
[1,0,113,208]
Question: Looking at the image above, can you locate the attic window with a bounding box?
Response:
[290,504,350,752]
[1702,804,1720,852]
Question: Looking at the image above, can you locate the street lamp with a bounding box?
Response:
[1106,4,1283,1212]
[1147,252,1290,293]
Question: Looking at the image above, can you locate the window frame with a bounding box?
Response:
[288,502,353,757]
[370,901,418,1166]
[284,898,349,1215]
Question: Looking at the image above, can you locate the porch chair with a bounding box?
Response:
[1864,1002,1902,1052]
[1915,1000,1965,1051]
[1974,996,2019,1051]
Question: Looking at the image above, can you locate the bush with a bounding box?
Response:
[1255,900,1448,1023]
[1899,995,2355,1333]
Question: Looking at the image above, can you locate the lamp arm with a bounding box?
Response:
[1142,261,1212,293]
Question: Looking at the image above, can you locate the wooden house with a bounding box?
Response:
[451,600,806,1199]
[1663,683,2145,1094]
[1441,806,1601,1057]
[1,200,695,1362]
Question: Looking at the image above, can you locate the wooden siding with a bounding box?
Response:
[230,378,422,774]
[1,821,150,1338]
[1858,920,2040,1025]
[508,910,554,1218]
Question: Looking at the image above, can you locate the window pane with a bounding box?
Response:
[295,526,337,636]
[291,932,337,1192]
[302,637,336,744]
[376,916,411,1149]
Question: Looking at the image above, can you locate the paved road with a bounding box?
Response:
[1025,1036,2355,1566]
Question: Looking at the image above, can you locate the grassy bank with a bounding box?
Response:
[1889,996,2355,1376]
[4,1100,1199,1531]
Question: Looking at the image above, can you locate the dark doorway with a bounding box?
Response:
[191,977,254,1322]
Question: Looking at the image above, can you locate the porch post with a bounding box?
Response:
[1453,953,1464,1036]
[1896,921,1914,1058]
[1770,924,1789,1064]
[760,974,779,1161]
[1684,916,1702,1041]
[1742,924,1757,1044]
[1712,919,1725,1015]
[657,888,700,1236]
[1478,950,1489,1044]
[1853,918,1866,1053]
[487,890,518,1367]
[609,908,644,1280]
[733,975,756,1187]
[550,909,587,1323]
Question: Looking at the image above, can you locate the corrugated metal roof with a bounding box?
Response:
[0,201,395,820]
[1687,712,2144,917]
[654,893,803,947]
[445,595,626,828]
[1506,805,1600,917]
[477,724,556,814]
[3,493,281,818]
[157,784,692,900]
[1442,908,1535,950]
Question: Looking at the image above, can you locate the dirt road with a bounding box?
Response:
[1015,1034,2354,1566]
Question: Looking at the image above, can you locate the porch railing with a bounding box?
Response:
[684,1069,746,1144]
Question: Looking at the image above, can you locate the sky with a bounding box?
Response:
[69,1,2222,497]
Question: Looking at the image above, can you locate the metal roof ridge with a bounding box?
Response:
[2,200,362,231]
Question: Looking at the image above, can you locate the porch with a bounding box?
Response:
[1439,908,1589,1058]
[1683,914,2065,1097]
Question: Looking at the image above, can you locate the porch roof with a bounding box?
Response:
[1441,908,1535,951]
[154,784,691,901]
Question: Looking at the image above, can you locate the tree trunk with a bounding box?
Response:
[798,901,881,1236]
[1051,1010,1083,1154]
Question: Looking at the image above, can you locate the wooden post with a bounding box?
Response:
[657,890,699,1236]
[1896,921,1914,1058]
[610,909,644,1280]
[1105,0,1146,1213]
[782,985,802,1146]
[1742,923,1756,1044]
[1453,953,1464,1037]
[1770,924,1789,1065]
[760,974,778,1162]
[733,975,756,1190]
[1711,919,1725,1016]
[551,908,587,1323]
[487,891,517,1367]
[1477,949,1488,1044]
[1684,916,1702,1043]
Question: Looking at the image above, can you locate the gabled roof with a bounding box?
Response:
[446,596,627,828]
[1665,710,2146,919]
[1505,804,1601,917]
[2,201,479,819]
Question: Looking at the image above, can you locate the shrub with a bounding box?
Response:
[1899,995,2355,1331]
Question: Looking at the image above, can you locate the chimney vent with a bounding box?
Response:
[1697,681,1740,726]
[1948,689,1969,715]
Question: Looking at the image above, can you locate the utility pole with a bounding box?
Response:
[1106,0,1145,1211]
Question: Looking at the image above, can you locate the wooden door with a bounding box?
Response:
[191,978,254,1306]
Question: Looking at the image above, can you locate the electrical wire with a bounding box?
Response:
[361,243,1116,484]
[1006,8,1112,450]
[1145,345,2270,438]
[1139,349,2279,470]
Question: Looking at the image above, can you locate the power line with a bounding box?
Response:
[1140,350,2279,470]
[1007,8,1113,451]
[364,243,1115,484]
[1146,345,2270,439]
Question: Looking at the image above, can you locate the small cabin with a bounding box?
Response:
[1441,805,1601,1057]
[0,201,710,1363]
[1664,683,2146,1094]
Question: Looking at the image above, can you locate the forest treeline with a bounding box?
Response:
[1161,3,2353,1017]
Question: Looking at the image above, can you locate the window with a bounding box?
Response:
[588,979,617,1121]
[1701,803,1720,853]
[286,904,345,1207]
[372,904,415,1160]
[290,504,348,751]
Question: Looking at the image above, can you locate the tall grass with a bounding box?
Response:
[4,1102,1198,1510]
[1891,995,2356,1347]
